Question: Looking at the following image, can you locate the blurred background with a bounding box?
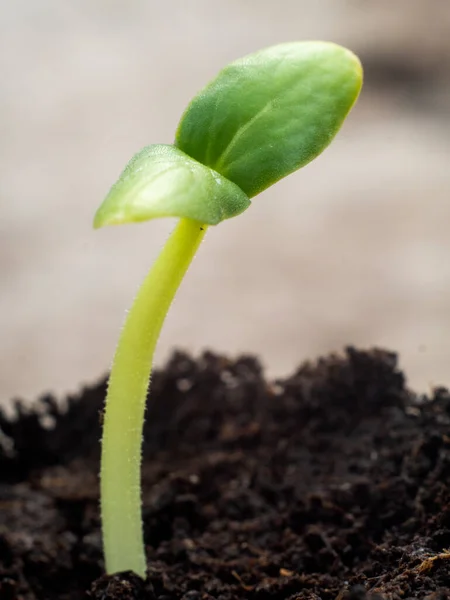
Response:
[1,0,450,402]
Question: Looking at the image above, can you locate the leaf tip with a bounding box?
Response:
[93,203,120,229]
[93,210,104,229]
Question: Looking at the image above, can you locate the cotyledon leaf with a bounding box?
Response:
[175,41,363,198]
[94,144,250,228]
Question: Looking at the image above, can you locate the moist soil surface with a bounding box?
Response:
[0,348,450,600]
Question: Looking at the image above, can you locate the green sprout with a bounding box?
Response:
[94,41,363,578]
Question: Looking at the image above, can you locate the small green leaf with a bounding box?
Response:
[94,144,250,228]
[176,41,362,198]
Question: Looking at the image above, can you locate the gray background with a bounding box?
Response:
[1,0,450,402]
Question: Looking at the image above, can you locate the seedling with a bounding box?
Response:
[94,41,362,578]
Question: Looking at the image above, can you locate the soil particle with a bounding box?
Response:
[0,347,450,599]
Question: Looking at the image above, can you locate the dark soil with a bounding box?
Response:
[1,348,450,600]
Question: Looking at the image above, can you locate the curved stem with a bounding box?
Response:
[100,218,207,577]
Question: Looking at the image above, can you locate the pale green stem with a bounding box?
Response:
[100,217,207,578]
